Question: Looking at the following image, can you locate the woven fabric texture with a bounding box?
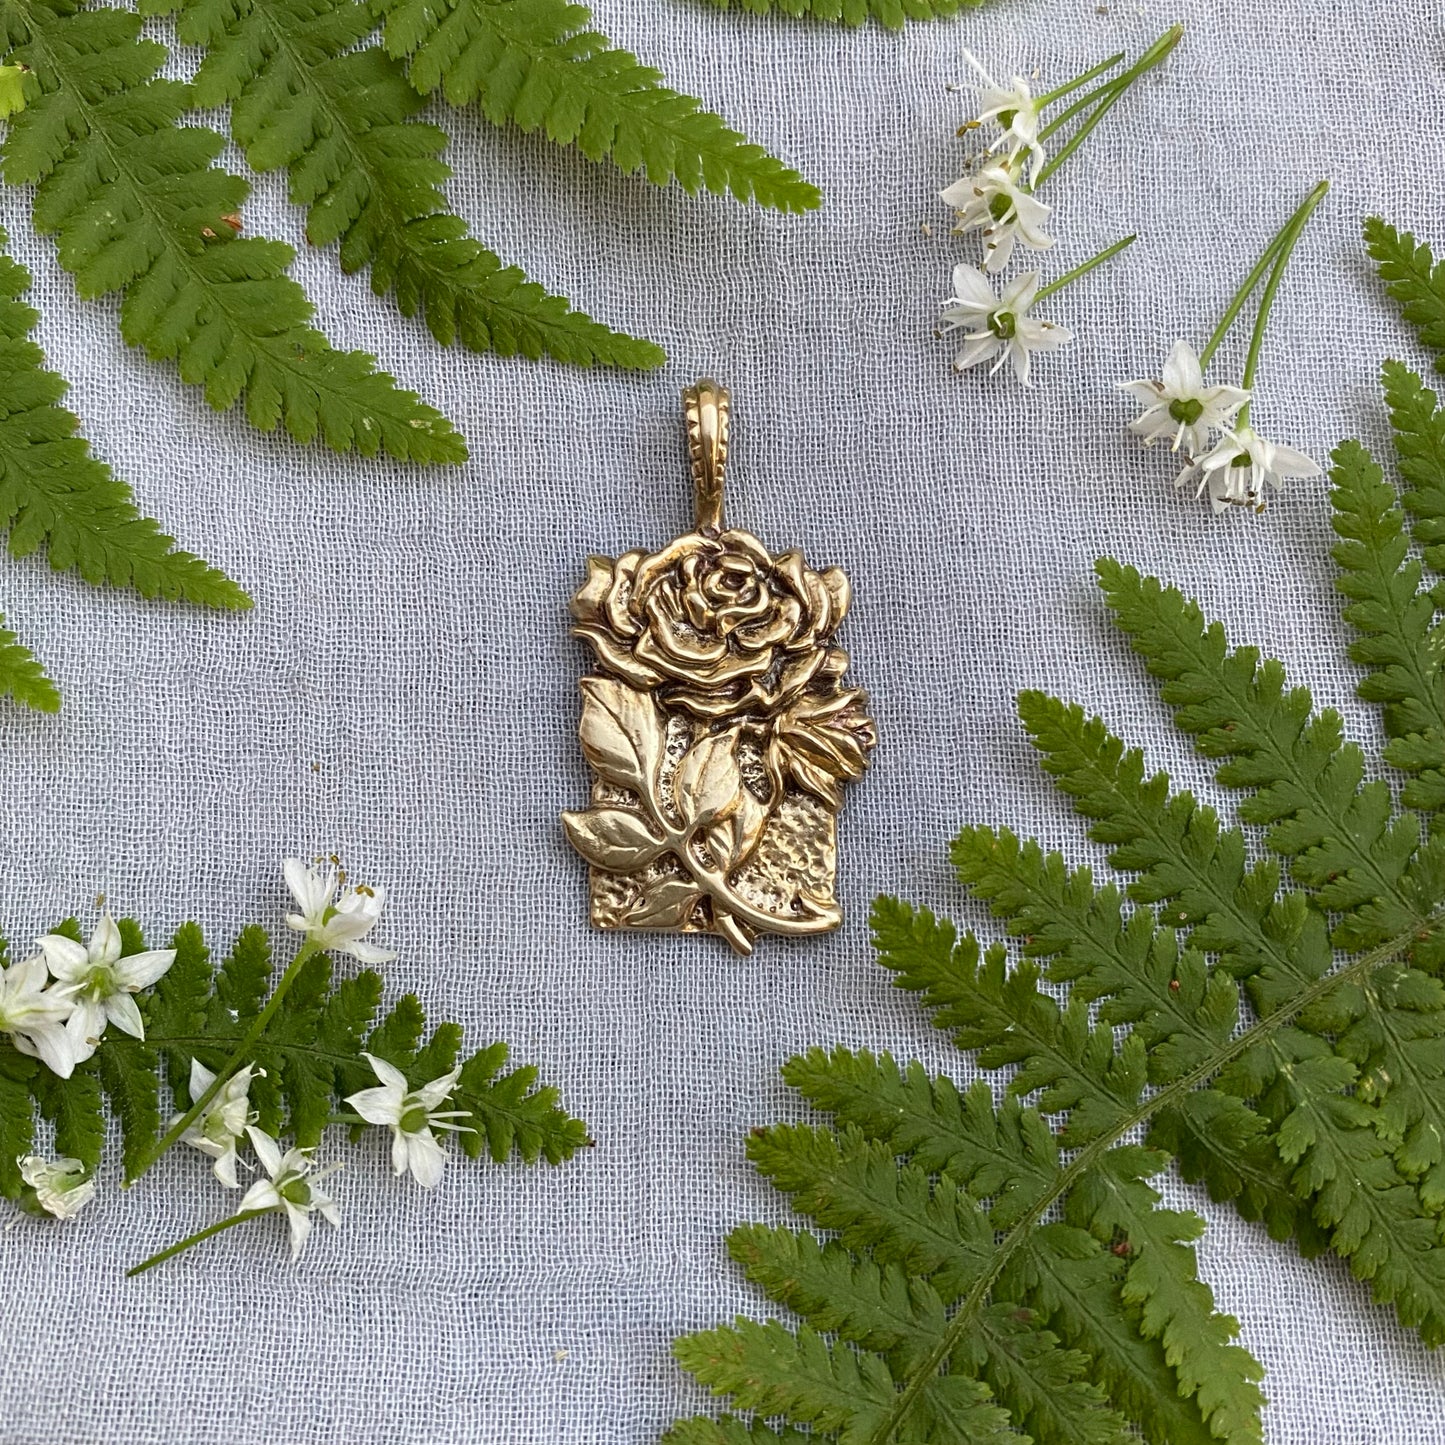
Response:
[0,0,1442,1439]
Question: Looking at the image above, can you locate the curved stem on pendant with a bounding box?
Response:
[662,819,841,947]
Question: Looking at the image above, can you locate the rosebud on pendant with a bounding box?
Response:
[562,381,877,955]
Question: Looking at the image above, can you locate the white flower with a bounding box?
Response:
[283,858,396,964]
[237,1126,341,1261]
[940,163,1054,273]
[0,952,77,1078]
[1119,341,1250,455]
[344,1052,474,1189]
[939,265,1072,387]
[19,1154,95,1220]
[963,50,1045,181]
[1183,424,1322,513]
[176,1059,263,1188]
[38,915,176,1065]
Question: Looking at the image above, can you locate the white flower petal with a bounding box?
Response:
[405,1130,447,1189]
[949,262,996,310]
[89,915,122,967]
[35,936,88,981]
[116,948,177,991]
[362,1052,410,1093]
[247,1125,283,1178]
[390,1127,411,1177]
[104,991,145,1041]
[346,1083,406,1127]
[239,1179,280,1213]
[189,1057,216,1100]
[339,940,398,966]
[414,1066,464,1113]
[283,1202,313,1261]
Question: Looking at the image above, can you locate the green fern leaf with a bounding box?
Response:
[675,320,1445,1438]
[1382,359,1445,584]
[0,0,466,463]
[0,916,597,1189]
[0,62,25,118]
[0,613,58,711]
[31,1061,106,1170]
[1330,430,1445,815]
[1095,557,1429,955]
[1366,216,1445,367]
[0,225,249,609]
[375,0,820,211]
[173,0,662,369]
[698,0,982,27]
[0,1044,36,1197]
[455,1041,591,1164]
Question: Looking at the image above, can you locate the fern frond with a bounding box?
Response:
[173,0,662,369]
[1,0,466,463]
[1096,558,1429,955]
[139,925,590,1174]
[0,916,586,1199]
[0,225,249,609]
[698,0,981,26]
[675,327,1445,1437]
[1366,216,1445,367]
[1330,429,1445,815]
[375,0,820,211]
[0,614,58,711]
[1383,360,1445,586]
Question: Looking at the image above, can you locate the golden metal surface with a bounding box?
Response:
[683,379,729,535]
[562,380,876,955]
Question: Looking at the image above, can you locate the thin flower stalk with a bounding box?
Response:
[130,858,395,1183]
[1033,26,1182,188]
[127,1209,273,1277]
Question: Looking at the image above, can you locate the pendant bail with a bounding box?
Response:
[683,379,729,536]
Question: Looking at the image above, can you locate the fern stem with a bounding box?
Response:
[1198,180,1330,373]
[128,939,321,1183]
[1032,235,1136,303]
[127,1209,274,1276]
[1236,179,1330,428]
[863,902,1445,1445]
[1032,25,1182,189]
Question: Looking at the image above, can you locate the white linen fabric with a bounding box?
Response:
[0,0,1442,1439]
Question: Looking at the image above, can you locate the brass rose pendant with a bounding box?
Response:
[562,381,877,954]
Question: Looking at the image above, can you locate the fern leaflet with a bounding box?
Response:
[699,0,982,26]
[0,224,248,613]
[0,614,57,710]
[375,0,820,211]
[167,0,663,369]
[0,0,466,463]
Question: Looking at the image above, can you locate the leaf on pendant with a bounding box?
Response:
[707,785,771,872]
[625,878,702,929]
[675,725,745,830]
[577,676,666,801]
[562,807,669,872]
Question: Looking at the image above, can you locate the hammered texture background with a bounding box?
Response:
[0,0,1443,1440]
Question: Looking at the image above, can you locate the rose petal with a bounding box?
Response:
[569,555,615,628]
[644,594,730,666]
[820,568,851,631]
[604,550,647,639]
[735,594,801,651]
[571,625,667,689]
[716,530,774,572]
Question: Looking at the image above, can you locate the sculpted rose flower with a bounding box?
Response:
[570,529,852,719]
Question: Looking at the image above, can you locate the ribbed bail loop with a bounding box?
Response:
[683,379,729,536]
